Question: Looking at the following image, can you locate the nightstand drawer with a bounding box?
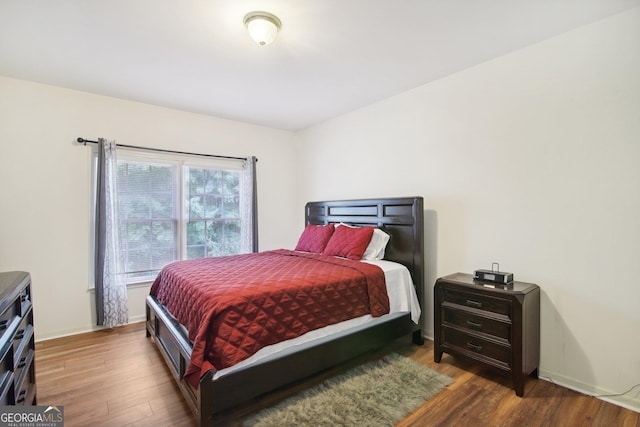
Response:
[443,289,511,316]
[0,302,19,343]
[0,371,13,405]
[13,316,33,359]
[13,348,34,398]
[14,373,35,406]
[19,287,32,317]
[443,306,511,342]
[442,326,511,368]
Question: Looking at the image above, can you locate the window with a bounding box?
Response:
[117,160,179,282]
[104,151,245,283]
[184,167,241,259]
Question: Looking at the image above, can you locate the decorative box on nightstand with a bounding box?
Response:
[434,272,540,397]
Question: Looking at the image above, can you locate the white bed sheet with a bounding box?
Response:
[213,259,421,379]
[364,259,421,324]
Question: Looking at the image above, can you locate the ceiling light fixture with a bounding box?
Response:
[243,11,281,46]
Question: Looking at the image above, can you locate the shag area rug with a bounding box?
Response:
[242,353,452,427]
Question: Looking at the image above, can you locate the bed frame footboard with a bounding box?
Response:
[147,295,419,426]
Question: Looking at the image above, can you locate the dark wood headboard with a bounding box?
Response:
[305,197,424,309]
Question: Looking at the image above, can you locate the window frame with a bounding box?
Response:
[90,147,245,287]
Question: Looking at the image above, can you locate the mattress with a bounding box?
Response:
[152,249,395,387]
[211,258,421,379]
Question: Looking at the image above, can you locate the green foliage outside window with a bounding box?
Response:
[185,167,240,258]
[115,160,241,282]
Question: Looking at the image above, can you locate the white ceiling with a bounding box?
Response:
[1,0,638,131]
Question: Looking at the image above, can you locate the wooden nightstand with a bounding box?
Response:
[434,272,540,396]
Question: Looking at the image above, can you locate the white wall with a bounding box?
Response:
[0,76,298,340]
[295,8,640,410]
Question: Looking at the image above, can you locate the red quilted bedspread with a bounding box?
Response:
[149,249,389,388]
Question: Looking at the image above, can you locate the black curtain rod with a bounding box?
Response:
[76,137,253,162]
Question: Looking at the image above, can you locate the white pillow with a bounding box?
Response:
[335,223,390,261]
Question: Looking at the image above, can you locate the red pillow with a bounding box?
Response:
[322,225,374,260]
[295,224,335,253]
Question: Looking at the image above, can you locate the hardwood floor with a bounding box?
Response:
[35,322,639,427]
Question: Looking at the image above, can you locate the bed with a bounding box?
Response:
[145,196,425,426]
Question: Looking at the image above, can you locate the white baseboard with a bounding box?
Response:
[539,369,640,413]
[424,336,639,413]
[35,316,146,343]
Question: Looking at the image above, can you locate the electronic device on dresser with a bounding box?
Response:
[0,271,37,406]
[434,272,540,397]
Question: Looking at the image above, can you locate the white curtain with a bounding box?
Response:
[95,138,128,327]
[240,156,258,253]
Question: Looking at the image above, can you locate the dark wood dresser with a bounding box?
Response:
[0,271,36,405]
[434,272,540,396]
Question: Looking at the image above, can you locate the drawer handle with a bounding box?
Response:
[466,320,483,330]
[0,320,8,331]
[466,299,483,309]
[16,390,26,404]
[14,330,25,340]
[17,356,27,369]
[467,342,483,352]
